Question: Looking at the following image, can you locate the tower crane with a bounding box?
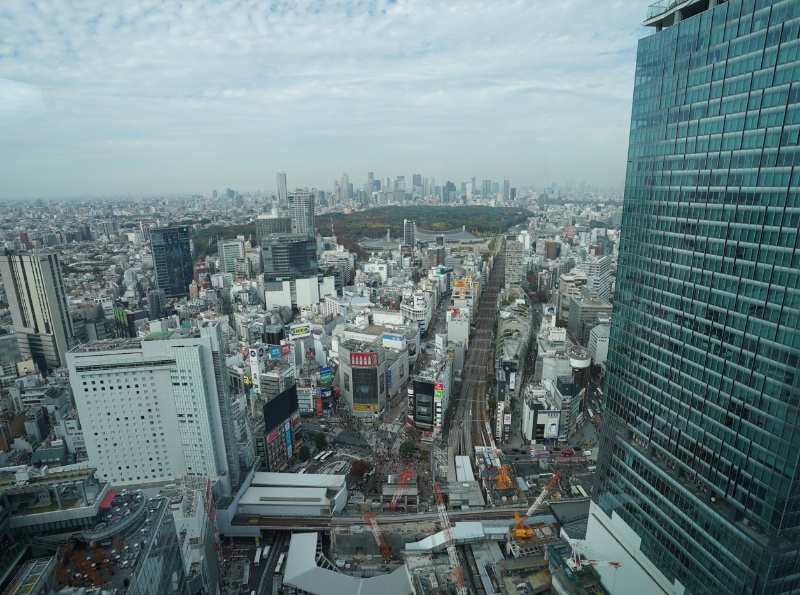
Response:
[433,482,468,595]
[362,512,391,560]
[511,471,562,539]
[389,466,416,512]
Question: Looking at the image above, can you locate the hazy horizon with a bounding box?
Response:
[1,1,649,200]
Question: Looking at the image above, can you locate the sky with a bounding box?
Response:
[0,0,651,200]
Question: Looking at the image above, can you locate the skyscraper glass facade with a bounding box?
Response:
[594,1,800,593]
[151,226,193,297]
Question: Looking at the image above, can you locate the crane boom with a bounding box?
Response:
[362,512,391,560]
[433,482,468,595]
[389,466,416,511]
[524,471,562,520]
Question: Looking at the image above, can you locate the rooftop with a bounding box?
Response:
[284,532,414,595]
[644,0,710,29]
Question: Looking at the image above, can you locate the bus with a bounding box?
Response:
[254,548,261,567]
[320,451,334,462]
[275,553,286,575]
[313,452,325,464]
[298,468,307,474]
[262,545,270,559]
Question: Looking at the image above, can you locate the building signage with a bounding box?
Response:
[280,343,292,356]
[504,413,512,425]
[267,429,279,444]
[382,333,406,350]
[319,366,333,383]
[353,404,379,412]
[285,426,293,450]
[268,345,281,359]
[509,372,516,391]
[387,369,393,389]
[350,352,378,367]
[289,324,311,339]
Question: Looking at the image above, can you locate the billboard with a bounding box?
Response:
[319,366,332,383]
[509,372,516,391]
[350,352,378,367]
[504,413,512,425]
[454,279,467,289]
[289,324,311,339]
[382,333,406,350]
[281,343,292,356]
[538,410,561,439]
[387,369,393,389]
[285,425,293,450]
[267,429,279,444]
[268,345,282,359]
[353,404,379,412]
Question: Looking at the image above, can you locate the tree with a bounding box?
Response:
[399,441,415,459]
[314,432,327,451]
[350,459,371,478]
[298,445,311,462]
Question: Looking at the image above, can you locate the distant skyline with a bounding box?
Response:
[1,1,649,200]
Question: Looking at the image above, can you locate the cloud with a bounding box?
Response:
[0,0,648,198]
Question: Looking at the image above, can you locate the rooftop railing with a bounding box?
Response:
[647,0,686,19]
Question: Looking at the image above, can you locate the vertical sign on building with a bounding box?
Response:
[433,381,443,430]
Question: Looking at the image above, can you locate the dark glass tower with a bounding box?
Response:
[151,226,193,297]
[592,1,800,594]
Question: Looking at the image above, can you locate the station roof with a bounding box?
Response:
[239,487,328,508]
[284,533,413,595]
[251,472,346,489]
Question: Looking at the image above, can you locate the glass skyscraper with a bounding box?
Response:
[151,225,193,297]
[591,1,800,594]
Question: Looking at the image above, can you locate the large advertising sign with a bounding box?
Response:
[267,429,279,444]
[538,410,561,439]
[269,345,281,359]
[289,324,311,339]
[504,413,512,425]
[353,404,379,412]
[509,372,516,391]
[281,343,292,356]
[319,366,333,383]
[382,333,406,350]
[350,352,378,367]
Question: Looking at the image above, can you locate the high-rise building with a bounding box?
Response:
[287,189,315,237]
[255,212,292,243]
[276,170,288,205]
[588,2,800,594]
[340,172,350,202]
[260,234,318,282]
[502,169,510,201]
[67,322,248,495]
[403,219,416,248]
[217,238,245,274]
[146,288,166,320]
[412,173,422,187]
[482,179,492,197]
[151,226,193,297]
[367,171,375,192]
[504,238,524,286]
[0,250,75,369]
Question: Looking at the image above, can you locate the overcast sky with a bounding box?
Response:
[0,0,650,199]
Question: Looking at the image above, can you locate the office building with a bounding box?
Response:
[288,189,315,237]
[260,234,318,282]
[504,238,525,286]
[588,2,800,594]
[567,295,611,347]
[276,170,288,205]
[217,238,245,274]
[0,250,75,370]
[256,212,292,242]
[151,226,193,297]
[67,322,246,495]
[403,219,416,247]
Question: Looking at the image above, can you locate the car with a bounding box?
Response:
[561,448,575,456]
[511,448,520,454]
[583,449,592,457]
